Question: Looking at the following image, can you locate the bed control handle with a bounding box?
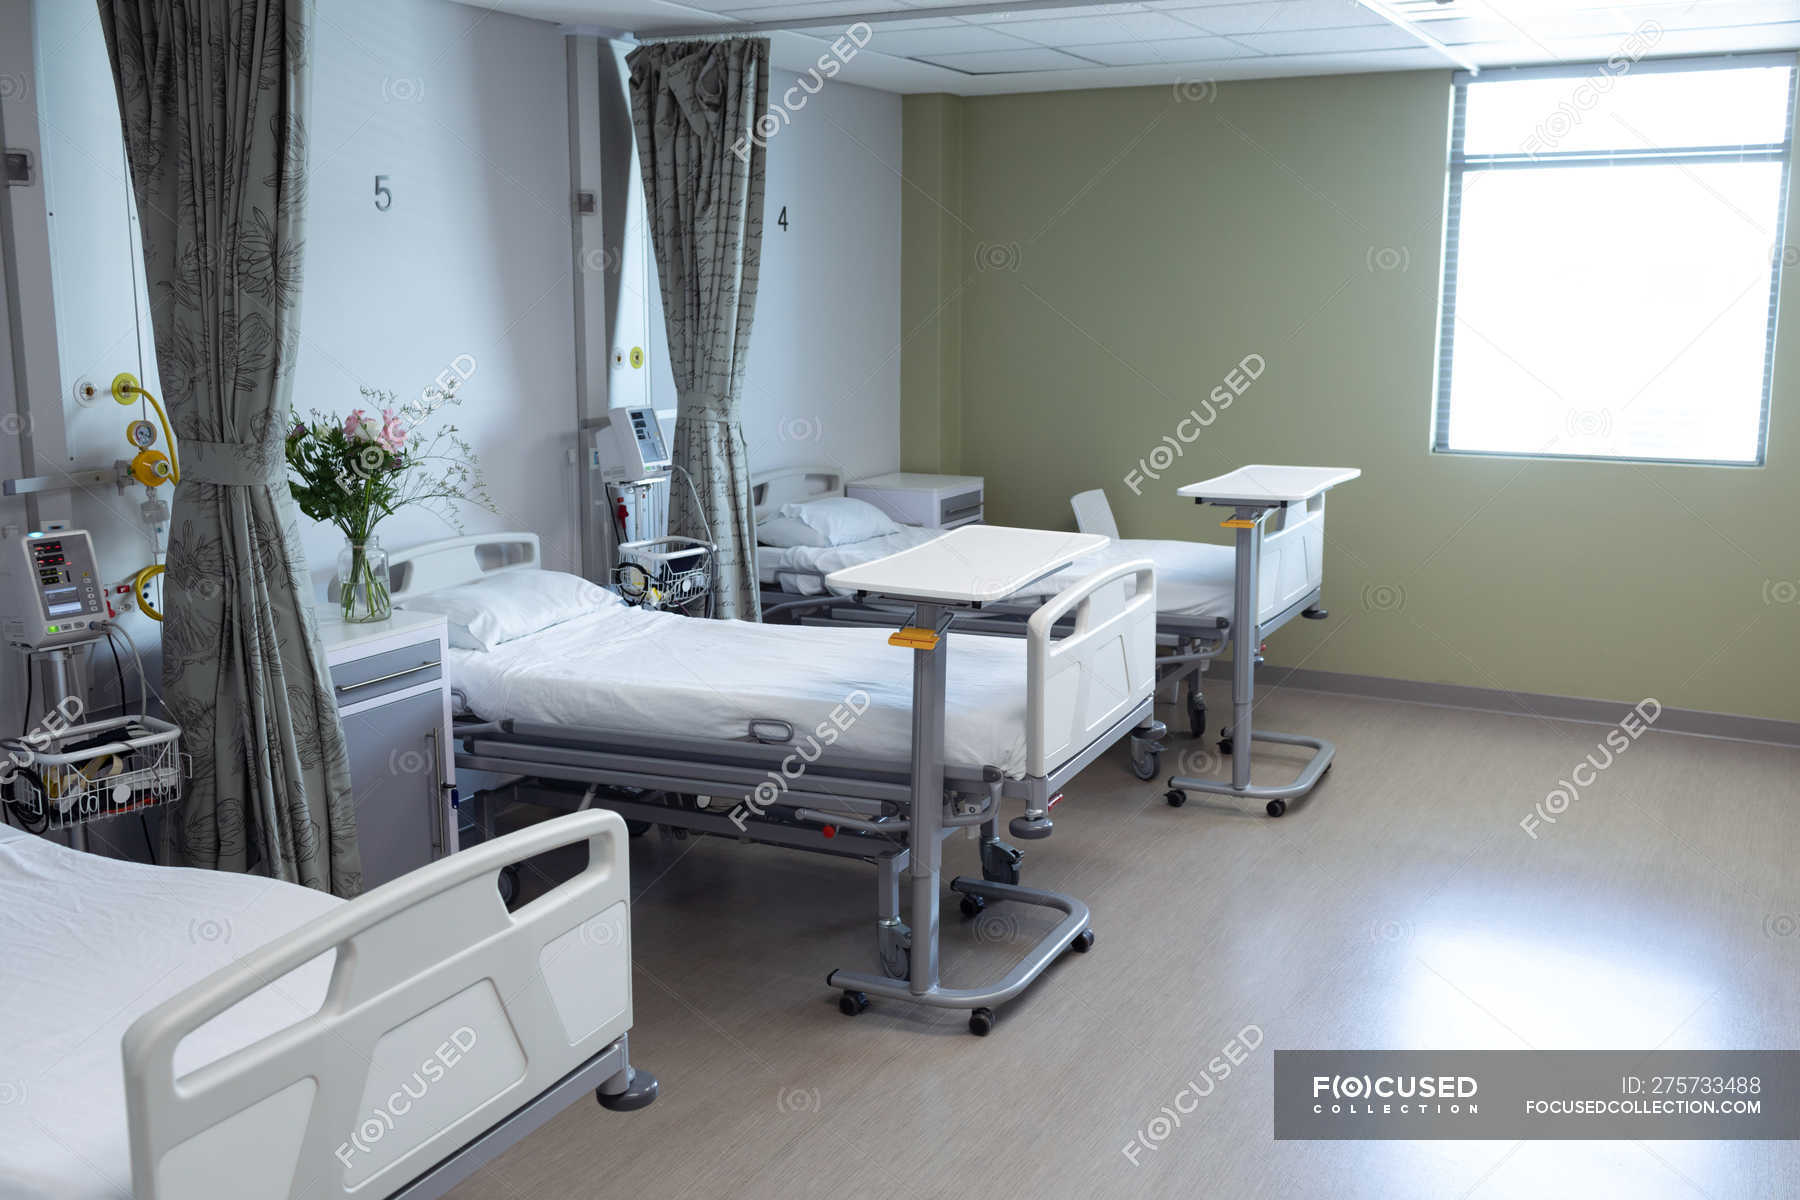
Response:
[795,808,907,835]
[747,718,794,744]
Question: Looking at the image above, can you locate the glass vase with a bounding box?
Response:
[338,536,392,623]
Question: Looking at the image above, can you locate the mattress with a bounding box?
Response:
[450,604,1035,776]
[760,531,1237,619]
[0,826,340,1200]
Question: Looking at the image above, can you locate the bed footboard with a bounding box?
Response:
[122,812,638,1200]
[1257,491,1328,625]
[1026,559,1158,778]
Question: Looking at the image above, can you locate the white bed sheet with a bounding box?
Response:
[760,531,1237,619]
[451,605,1034,777]
[0,826,340,1200]
[757,526,942,593]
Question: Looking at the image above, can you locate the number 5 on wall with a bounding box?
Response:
[374,175,392,212]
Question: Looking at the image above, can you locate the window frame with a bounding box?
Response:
[1433,52,1799,469]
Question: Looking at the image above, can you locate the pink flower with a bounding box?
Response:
[378,410,407,452]
[342,409,381,443]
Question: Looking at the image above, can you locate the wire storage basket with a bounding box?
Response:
[0,714,185,834]
[613,536,715,614]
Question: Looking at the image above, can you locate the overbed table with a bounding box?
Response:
[824,524,1107,1034]
[1168,465,1361,815]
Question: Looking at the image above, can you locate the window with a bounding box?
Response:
[1435,56,1797,466]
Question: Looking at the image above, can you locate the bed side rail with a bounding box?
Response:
[1026,559,1158,778]
[123,812,633,1200]
[1257,492,1328,625]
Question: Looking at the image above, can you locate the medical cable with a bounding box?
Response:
[107,622,151,717]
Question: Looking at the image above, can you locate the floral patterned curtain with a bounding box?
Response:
[98,0,360,895]
[627,38,769,620]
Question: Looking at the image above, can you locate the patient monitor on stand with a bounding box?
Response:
[591,405,672,548]
[0,530,106,650]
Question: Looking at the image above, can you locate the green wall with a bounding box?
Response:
[901,71,1800,723]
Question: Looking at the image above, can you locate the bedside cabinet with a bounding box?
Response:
[316,610,457,891]
[846,472,984,528]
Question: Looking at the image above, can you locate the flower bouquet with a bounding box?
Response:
[286,383,492,622]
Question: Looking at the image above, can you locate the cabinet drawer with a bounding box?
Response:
[329,638,442,705]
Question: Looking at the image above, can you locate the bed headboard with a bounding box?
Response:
[386,532,542,601]
[751,466,843,522]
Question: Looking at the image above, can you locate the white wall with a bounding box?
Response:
[643,66,904,488]
[297,0,578,581]
[10,8,903,677]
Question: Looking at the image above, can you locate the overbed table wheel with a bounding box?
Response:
[839,990,870,1016]
[1165,788,1187,808]
[960,893,986,918]
[1265,799,1286,818]
[968,1007,995,1036]
[1070,928,1095,953]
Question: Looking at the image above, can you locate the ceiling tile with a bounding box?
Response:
[1147,0,1388,35]
[863,24,1037,55]
[701,0,856,13]
[919,46,1097,71]
[1000,11,1219,45]
[960,2,1146,24]
[1076,35,1252,64]
[847,17,963,31]
[1234,24,1428,53]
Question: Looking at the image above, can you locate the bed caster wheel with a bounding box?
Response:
[960,893,986,918]
[1131,751,1160,781]
[1070,928,1095,953]
[968,1007,995,1037]
[1266,799,1287,818]
[1187,697,1207,739]
[1218,737,1234,755]
[1165,789,1187,808]
[839,990,869,1016]
[597,1069,659,1112]
[497,864,521,907]
[980,840,1023,885]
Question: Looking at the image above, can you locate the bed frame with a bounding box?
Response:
[389,532,1163,1035]
[750,466,1333,743]
[123,810,654,1199]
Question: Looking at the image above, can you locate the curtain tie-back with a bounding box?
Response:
[182,439,288,487]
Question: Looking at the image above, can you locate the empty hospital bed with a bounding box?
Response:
[752,465,1345,750]
[386,531,1162,1035]
[0,813,654,1200]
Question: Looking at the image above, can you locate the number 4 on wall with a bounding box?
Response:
[374,175,393,212]
[777,206,787,231]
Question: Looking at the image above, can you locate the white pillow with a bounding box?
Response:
[757,514,828,549]
[771,497,900,547]
[399,569,620,651]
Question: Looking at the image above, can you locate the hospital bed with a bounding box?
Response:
[752,465,1345,755]
[388,531,1163,1035]
[0,812,655,1200]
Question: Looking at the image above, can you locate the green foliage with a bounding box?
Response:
[285,383,493,542]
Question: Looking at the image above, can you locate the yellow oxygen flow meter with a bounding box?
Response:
[112,372,176,620]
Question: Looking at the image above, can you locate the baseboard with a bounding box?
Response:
[1251,665,1800,749]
